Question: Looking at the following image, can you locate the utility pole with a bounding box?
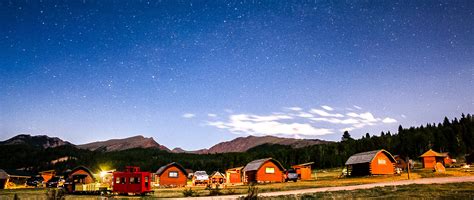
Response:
[406,156,410,180]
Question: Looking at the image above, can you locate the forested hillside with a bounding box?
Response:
[0,114,472,174]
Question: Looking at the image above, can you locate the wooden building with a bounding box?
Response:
[0,169,31,189]
[345,149,396,176]
[155,162,188,187]
[225,167,243,184]
[243,158,285,183]
[209,171,225,184]
[66,166,96,193]
[291,162,313,180]
[419,149,447,169]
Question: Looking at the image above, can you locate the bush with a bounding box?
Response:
[242,184,259,200]
[182,187,196,197]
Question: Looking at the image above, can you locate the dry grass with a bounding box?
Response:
[0,168,472,199]
[264,182,474,199]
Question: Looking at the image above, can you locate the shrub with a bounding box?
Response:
[182,187,196,197]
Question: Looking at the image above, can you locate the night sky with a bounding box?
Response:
[1,1,473,150]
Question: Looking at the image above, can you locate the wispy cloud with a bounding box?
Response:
[321,105,334,111]
[310,109,344,118]
[182,113,196,118]
[382,117,397,123]
[207,113,332,136]
[207,113,217,117]
[286,107,303,111]
[202,106,398,138]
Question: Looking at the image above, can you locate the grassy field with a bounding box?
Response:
[263,182,474,200]
[0,168,472,199]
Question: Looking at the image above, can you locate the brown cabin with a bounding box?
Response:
[66,166,95,193]
[243,158,285,183]
[419,149,447,169]
[209,171,225,184]
[345,149,396,176]
[155,162,188,187]
[393,155,408,170]
[225,167,243,184]
[291,162,314,180]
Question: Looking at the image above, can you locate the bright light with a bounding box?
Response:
[100,171,108,178]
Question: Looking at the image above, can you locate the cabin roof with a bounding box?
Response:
[345,149,396,165]
[292,162,314,167]
[226,166,243,171]
[210,171,225,178]
[156,162,188,176]
[419,149,447,157]
[243,158,285,172]
[69,166,95,181]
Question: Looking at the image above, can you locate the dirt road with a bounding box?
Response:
[174,176,474,200]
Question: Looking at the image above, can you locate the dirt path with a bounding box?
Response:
[174,176,474,200]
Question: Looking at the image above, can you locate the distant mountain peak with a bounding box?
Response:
[77,135,170,152]
[182,135,330,154]
[0,134,72,149]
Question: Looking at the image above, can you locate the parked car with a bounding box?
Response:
[192,171,209,185]
[46,176,65,188]
[285,169,298,182]
[26,176,44,187]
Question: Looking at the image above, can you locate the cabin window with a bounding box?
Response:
[169,171,179,178]
[145,176,149,183]
[115,177,120,184]
[130,177,135,184]
[265,167,275,174]
[120,177,126,184]
[378,159,387,165]
[136,177,140,183]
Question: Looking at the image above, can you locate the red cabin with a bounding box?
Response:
[113,166,152,195]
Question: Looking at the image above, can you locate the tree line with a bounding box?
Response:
[0,114,472,174]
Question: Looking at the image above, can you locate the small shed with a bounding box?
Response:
[419,149,447,169]
[155,162,188,187]
[291,162,314,180]
[345,149,396,176]
[209,171,225,184]
[243,158,285,183]
[225,167,243,184]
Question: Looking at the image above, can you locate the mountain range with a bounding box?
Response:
[0,134,330,153]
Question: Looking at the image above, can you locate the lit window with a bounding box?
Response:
[115,177,120,184]
[169,171,179,178]
[378,159,387,165]
[145,177,149,183]
[130,177,135,183]
[265,167,275,174]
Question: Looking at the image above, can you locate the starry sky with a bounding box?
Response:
[1,1,473,150]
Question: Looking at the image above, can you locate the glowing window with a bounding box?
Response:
[169,171,179,178]
[265,167,275,174]
[378,159,387,165]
